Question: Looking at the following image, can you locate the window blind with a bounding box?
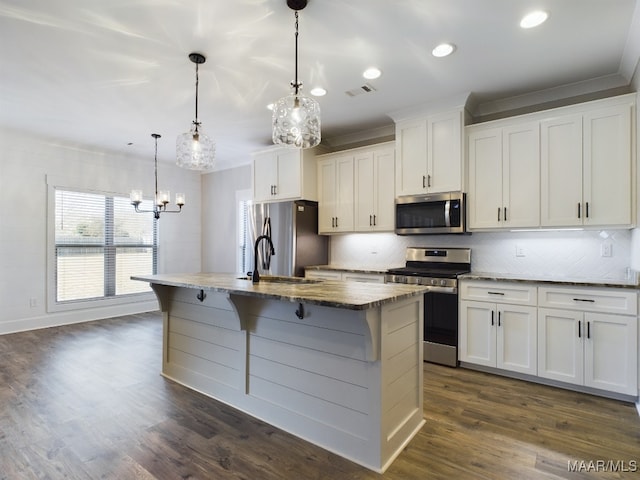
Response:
[54,189,157,303]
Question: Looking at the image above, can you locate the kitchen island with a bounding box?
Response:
[132,273,428,473]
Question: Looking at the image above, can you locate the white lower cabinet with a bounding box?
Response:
[460,280,638,397]
[537,286,637,396]
[459,281,537,375]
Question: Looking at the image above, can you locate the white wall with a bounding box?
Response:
[201,165,251,273]
[0,127,202,333]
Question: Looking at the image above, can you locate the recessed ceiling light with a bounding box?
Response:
[363,67,382,80]
[310,87,327,96]
[432,43,456,58]
[520,10,548,29]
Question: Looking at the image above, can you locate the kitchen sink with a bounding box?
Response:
[236,275,322,284]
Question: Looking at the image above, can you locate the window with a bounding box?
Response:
[54,188,157,303]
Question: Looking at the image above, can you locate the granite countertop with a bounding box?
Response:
[132,273,428,310]
[305,265,395,275]
[460,272,640,290]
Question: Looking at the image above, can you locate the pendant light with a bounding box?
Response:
[272,0,321,149]
[176,52,216,171]
[131,134,185,219]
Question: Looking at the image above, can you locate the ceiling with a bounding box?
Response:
[1,0,639,171]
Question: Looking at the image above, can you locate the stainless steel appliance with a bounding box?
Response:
[395,191,466,235]
[385,247,471,367]
[248,200,328,278]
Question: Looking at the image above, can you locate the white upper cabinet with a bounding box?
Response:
[318,142,395,234]
[467,93,635,230]
[467,122,540,229]
[354,144,395,232]
[317,154,354,233]
[540,98,634,228]
[252,147,319,202]
[395,109,463,196]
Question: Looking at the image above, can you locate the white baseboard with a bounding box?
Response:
[0,300,158,335]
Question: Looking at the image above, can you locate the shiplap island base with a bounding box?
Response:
[132,273,427,473]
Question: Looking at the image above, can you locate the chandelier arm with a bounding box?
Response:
[154,135,159,205]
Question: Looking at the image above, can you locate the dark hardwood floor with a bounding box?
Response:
[0,312,638,479]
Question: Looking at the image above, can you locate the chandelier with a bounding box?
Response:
[272,0,321,148]
[176,52,216,171]
[131,134,185,220]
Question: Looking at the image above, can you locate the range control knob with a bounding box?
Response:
[440,279,447,286]
[431,279,437,285]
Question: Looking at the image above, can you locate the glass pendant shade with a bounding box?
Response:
[272,93,321,148]
[176,124,215,171]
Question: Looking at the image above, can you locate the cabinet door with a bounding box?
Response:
[583,104,632,227]
[496,304,537,375]
[502,123,540,228]
[540,114,583,226]
[253,152,278,202]
[428,110,462,193]
[354,151,375,231]
[334,155,354,232]
[395,119,428,196]
[537,308,583,385]
[317,159,337,233]
[584,312,637,395]
[274,150,301,200]
[459,300,496,367]
[467,128,503,229]
[373,147,395,231]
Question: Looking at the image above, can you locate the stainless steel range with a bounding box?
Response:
[385,247,471,367]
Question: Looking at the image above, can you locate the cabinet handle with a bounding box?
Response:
[427,174,431,188]
[335,217,338,228]
[585,202,589,218]
[488,291,505,296]
[578,202,581,219]
[332,217,335,228]
[422,175,426,188]
[196,289,206,302]
[373,214,377,226]
[369,215,373,226]
[498,311,501,327]
[491,310,494,326]
[587,321,591,339]
[578,320,582,338]
[273,185,277,195]
[504,207,507,222]
[572,298,595,303]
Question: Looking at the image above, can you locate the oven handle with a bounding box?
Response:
[444,200,451,227]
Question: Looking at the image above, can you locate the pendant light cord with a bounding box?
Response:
[293,11,300,95]
[154,135,159,206]
[194,62,200,133]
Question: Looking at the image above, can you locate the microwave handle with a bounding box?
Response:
[444,200,451,227]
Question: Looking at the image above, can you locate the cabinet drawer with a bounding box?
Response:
[341,272,385,284]
[460,280,537,306]
[538,286,637,315]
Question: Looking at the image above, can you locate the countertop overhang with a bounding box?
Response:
[132,272,429,310]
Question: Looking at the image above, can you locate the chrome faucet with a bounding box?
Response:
[253,235,275,284]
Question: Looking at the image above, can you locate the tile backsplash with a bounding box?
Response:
[330,229,635,280]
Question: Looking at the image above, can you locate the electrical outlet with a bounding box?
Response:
[601,243,613,257]
[515,245,526,257]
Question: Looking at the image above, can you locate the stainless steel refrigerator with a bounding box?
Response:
[248,200,329,277]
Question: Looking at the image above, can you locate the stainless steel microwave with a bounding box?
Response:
[395,192,466,235]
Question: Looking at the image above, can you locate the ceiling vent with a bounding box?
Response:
[345,83,377,97]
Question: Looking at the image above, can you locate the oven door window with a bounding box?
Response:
[424,291,458,346]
